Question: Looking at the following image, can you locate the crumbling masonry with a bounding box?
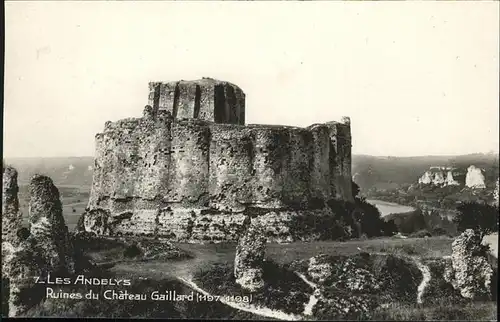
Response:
[2,167,76,317]
[80,78,353,241]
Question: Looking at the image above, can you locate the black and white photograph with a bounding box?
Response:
[2,1,499,320]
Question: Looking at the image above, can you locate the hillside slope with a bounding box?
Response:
[3,157,94,187]
[352,153,499,192]
[4,153,498,192]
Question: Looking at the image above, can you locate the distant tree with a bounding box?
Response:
[454,201,498,238]
[123,243,142,258]
[383,219,398,236]
[354,199,386,237]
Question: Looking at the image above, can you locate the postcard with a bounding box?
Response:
[2,0,498,320]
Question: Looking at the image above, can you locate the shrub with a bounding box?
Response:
[371,254,422,303]
[383,219,398,236]
[123,244,142,258]
[386,209,427,235]
[1,278,9,317]
[409,229,432,238]
[454,202,498,237]
[431,227,449,236]
[193,260,312,315]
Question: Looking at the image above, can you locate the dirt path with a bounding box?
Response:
[412,257,431,304]
[177,277,303,321]
[295,272,319,316]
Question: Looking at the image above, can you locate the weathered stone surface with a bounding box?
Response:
[418,167,461,187]
[2,166,24,282]
[465,165,486,189]
[80,205,348,243]
[6,237,47,317]
[234,220,267,291]
[444,229,493,299]
[2,166,22,246]
[2,173,83,317]
[148,78,245,125]
[307,254,380,292]
[418,171,433,185]
[29,174,75,274]
[303,253,382,319]
[307,254,334,284]
[82,79,354,241]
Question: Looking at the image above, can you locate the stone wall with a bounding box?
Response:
[148,78,245,125]
[82,79,353,241]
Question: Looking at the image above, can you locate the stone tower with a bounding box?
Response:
[81,78,354,242]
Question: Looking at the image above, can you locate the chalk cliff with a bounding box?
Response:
[465,165,486,189]
[417,166,486,189]
[80,78,353,242]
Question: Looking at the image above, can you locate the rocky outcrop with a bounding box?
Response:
[307,255,334,284]
[416,165,495,190]
[418,171,433,185]
[7,238,47,317]
[433,171,445,185]
[2,173,81,317]
[418,167,461,187]
[81,78,354,241]
[445,171,460,186]
[299,253,383,319]
[465,165,486,189]
[418,171,432,184]
[29,175,75,275]
[306,254,381,293]
[290,252,425,319]
[444,229,493,299]
[2,166,22,246]
[234,220,267,292]
[2,166,24,279]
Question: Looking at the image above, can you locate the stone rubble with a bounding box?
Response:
[305,253,381,319]
[444,229,493,299]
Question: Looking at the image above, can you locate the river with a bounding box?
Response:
[366,199,415,217]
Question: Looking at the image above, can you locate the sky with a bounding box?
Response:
[3,1,499,158]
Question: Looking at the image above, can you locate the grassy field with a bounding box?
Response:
[19,184,89,230]
[92,235,498,280]
[104,236,457,284]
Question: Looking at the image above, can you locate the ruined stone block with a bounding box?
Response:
[234,220,267,291]
[444,229,493,299]
[29,174,75,274]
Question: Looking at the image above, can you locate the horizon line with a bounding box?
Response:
[3,151,499,160]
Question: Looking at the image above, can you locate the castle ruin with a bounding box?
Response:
[80,78,353,242]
